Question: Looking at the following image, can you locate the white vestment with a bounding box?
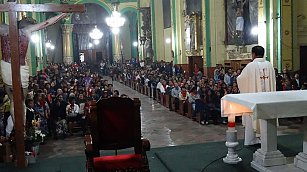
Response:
[237,58,276,145]
[236,16,244,31]
[1,60,29,88]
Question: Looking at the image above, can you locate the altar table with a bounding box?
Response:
[221,90,307,172]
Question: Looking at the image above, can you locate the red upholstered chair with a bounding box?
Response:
[84,97,150,172]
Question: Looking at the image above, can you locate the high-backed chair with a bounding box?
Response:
[85,97,150,172]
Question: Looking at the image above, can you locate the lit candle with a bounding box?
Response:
[228,114,236,129]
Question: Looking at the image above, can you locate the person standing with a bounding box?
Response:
[237,45,276,146]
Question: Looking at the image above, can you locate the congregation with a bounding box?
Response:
[113,61,306,125]
[0,60,306,163]
[0,62,122,161]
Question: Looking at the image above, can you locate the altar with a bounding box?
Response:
[221,90,307,172]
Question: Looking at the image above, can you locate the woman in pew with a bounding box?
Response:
[188,87,200,120]
[179,87,189,114]
[202,89,221,125]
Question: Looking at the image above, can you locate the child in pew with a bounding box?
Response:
[179,86,189,114]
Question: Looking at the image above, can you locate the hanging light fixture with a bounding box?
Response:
[106,11,125,28]
[89,25,103,40]
[94,39,100,45]
[111,27,120,35]
[106,1,125,34]
[45,41,52,48]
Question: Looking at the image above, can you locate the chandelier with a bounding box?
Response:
[89,25,103,40]
[106,2,125,34]
[106,11,125,28]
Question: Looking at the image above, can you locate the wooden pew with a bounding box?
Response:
[165,94,170,108]
[144,85,148,95]
[160,93,165,105]
[149,87,152,98]
[179,100,184,115]
[152,87,156,100]
[156,89,161,103]
[187,103,193,119]
[170,96,175,111]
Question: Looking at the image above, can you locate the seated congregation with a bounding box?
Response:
[111,61,304,126]
[0,63,123,163]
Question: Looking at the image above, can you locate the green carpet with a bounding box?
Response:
[0,134,303,172]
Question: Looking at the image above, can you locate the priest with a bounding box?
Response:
[237,45,276,145]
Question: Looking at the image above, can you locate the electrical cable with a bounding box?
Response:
[200,144,245,172]
[154,152,173,172]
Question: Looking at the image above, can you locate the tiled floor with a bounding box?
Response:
[40,79,303,159]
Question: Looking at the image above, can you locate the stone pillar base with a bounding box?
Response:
[251,149,286,167]
[294,152,307,171]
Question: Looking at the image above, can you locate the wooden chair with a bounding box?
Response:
[179,100,184,115]
[84,97,150,172]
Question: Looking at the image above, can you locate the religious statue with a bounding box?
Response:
[0,13,69,123]
[235,0,247,44]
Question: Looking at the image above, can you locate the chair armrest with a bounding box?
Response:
[142,138,151,151]
[84,134,93,152]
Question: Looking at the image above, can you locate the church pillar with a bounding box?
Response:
[281,0,293,71]
[151,0,164,62]
[202,0,211,68]
[171,0,186,65]
[137,0,143,61]
[113,34,122,63]
[209,0,226,66]
[139,0,150,62]
[62,24,74,65]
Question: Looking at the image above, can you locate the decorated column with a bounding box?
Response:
[113,34,121,63]
[281,0,292,70]
[62,24,74,65]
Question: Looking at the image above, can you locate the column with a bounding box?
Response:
[139,0,150,61]
[202,0,211,68]
[113,34,121,63]
[62,24,74,65]
[270,0,279,67]
[209,0,226,66]
[281,0,293,70]
[174,0,186,64]
[151,0,164,62]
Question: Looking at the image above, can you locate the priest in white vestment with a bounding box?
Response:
[237,46,276,145]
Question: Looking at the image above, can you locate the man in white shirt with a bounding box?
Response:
[237,45,276,145]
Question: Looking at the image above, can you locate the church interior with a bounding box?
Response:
[1,0,307,172]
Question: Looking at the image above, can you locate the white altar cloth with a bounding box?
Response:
[221,90,307,119]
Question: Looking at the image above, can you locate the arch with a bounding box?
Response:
[74,0,112,14]
[120,6,138,14]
